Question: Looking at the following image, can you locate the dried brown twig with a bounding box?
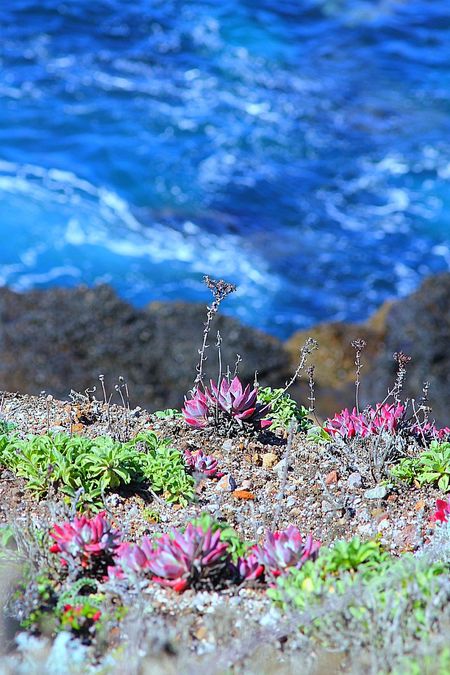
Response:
[194,276,236,389]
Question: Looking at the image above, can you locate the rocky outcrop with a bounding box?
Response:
[364,273,450,425]
[0,274,449,423]
[0,285,289,410]
[286,274,450,425]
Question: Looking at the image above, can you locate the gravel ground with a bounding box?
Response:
[0,389,443,672]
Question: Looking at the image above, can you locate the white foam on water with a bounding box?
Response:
[0,159,280,307]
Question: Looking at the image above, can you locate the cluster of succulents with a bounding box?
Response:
[50,512,122,570]
[0,431,194,509]
[413,422,450,441]
[183,448,223,477]
[49,513,320,593]
[325,403,450,442]
[325,403,404,439]
[110,523,231,591]
[182,376,271,432]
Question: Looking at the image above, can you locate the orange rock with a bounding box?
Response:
[232,489,255,500]
[325,470,339,485]
[414,499,425,511]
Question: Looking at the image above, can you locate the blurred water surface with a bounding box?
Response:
[1,0,450,336]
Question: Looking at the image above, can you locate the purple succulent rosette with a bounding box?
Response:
[110,524,230,592]
[254,525,321,578]
[50,512,122,568]
[184,448,223,477]
[182,376,271,430]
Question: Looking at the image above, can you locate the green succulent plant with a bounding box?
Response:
[257,387,311,431]
[0,431,193,509]
[269,545,448,640]
[391,441,450,492]
[153,408,182,419]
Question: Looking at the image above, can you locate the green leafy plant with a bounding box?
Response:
[153,409,182,419]
[0,418,15,435]
[322,537,389,574]
[268,537,390,611]
[269,546,449,646]
[391,441,450,491]
[257,387,311,431]
[0,431,193,508]
[307,424,332,444]
[141,444,194,505]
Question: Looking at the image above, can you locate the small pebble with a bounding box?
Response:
[262,452,278,470]
[347,472,362,489]
[216,474,237,492]
[325,470,338,486]
[273,459,291,477]
[364,485,388,500]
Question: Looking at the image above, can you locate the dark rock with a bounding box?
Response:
[0,285,289,411]
[364,273,450,426]
[284,303,390,419]
[285,274,450,426]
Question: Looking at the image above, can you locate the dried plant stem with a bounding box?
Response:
[307,364,318,417]
[410,398,428,446]
[194,276,236,389]
[115,383,129,439]
[351,339,366,414]
[99,374,112,435]
[259,338,318,417]
[273,420,295,529]
[380,351,411,407]
[45,394,53,433]
[216,331,223,385]
[233,353,242,378]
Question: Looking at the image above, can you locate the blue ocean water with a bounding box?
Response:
[1,0,450,337]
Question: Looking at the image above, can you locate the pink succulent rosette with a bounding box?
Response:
[50,512,121,567]
[255,525,321,577]
[184,448,223,477]
[182,376,271,430]
[110,524,230,592]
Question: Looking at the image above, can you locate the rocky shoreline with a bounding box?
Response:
[0,272,449,422]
